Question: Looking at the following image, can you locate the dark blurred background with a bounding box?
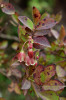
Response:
[11,0,66,26]
[0,0,66,100]
[11,0,66,25]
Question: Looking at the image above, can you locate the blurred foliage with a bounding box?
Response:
[28,0,55,13]
[0,0,66,100]
[23,0,56,19]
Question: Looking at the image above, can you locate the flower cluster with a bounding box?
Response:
[17,36,37,66]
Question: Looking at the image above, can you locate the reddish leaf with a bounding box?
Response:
[21,79,31,90]
[32,83,59,100]
[33,43,45,49]
[34,29,51,36]
[25,27,33,36]
[32,6,41,26]
[59,25,66,42]
[1,3,15,15]
[56,65,66,78]
[51,29,59,39]
[7,66,22,78]
[36,18,57,30]
[33,65,56,85]
[33,65,44,85]
[42,64,56,83]
[42,80,65,91]
[33,36,51,47]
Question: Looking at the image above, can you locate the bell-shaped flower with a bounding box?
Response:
[17,51,25,62]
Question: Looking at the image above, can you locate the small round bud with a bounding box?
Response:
[36,55,39,59]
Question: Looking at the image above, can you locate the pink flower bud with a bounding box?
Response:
[17,51,25,62]
[36,56,39,59]
[28,49,33,58]
[28,42,33,49]
[25,56,31,66]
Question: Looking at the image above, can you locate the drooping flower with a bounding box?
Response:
[25,55,31,66]
[17,51,25,62]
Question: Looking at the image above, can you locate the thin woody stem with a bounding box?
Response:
[22,37,33,51]
[55,59,66,64]
[22,40,29,51]
[0,33,19,42]
[50,51,66,59]
[46,50,66,59]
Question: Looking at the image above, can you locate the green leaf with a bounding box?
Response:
[41,12,50,20]
[55,12,62,23]
[18,16,34,30]
[38,91,59,100]
[33,65,44,85]
[33,65,56,85]
[40,72,45,83]
[32,83,59,100]
[42,64,56,83]
[12,12,19,24]
[46,54,56,64]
